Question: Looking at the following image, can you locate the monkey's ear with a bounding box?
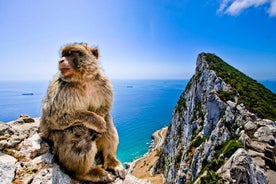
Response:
[91,48,99,59]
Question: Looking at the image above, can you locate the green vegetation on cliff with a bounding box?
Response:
[203,53,276,121]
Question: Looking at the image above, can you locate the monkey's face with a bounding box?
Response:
[59,43,99,82]
[58,50,80,80]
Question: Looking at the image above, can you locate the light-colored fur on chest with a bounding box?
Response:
[41,74,113,131]
[50,82,108,112]
[86,81,111,114]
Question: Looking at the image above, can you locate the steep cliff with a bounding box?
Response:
[153,53,276,183]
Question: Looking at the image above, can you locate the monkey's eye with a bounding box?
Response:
[62,50,83,57]
[75,51,83,56]
[62,50,73,57]
[62,53,69,57]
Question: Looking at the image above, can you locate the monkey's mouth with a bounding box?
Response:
[59,66,71,72]
[60,68,70,72]
[59,67,73,77]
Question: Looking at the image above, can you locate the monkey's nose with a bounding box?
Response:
[59,59,64,64]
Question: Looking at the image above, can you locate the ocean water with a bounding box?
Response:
[0,79,187,163]
[0,79,275,163]
[112,80,187,163]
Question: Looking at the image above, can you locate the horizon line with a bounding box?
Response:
[0,78,276,82]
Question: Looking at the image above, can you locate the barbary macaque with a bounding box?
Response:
[39,43,125,183]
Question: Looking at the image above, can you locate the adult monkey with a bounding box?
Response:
[39,43,125,183]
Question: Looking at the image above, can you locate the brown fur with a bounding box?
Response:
[39,43,125,183]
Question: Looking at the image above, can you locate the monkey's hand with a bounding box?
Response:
[50,110,107,134]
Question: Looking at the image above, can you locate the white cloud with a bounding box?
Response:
[217,0,234,14]
[227,0,267,15]
[268,0,276,16]
[218,0,276,16]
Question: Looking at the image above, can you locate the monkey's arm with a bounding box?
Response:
[51,110,107,133]
[39,115,51,139]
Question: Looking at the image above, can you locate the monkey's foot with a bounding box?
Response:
[76,166,115,183]
[104,158,126,179]
[113,165,126,179]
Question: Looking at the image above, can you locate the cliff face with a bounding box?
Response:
[153,53,276,183]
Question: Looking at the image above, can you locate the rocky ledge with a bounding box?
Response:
[0,115,151,184]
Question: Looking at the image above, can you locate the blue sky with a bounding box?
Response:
[0,0,276,80]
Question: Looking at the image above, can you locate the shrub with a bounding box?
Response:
[203,53,276,121]
[217,90,236,102]
[220,139,243,158]
[175,95,187,112]
[200,171,225,184]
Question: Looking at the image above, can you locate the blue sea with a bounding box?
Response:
[0,79,275,163]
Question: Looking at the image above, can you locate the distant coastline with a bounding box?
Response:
[129,127,168,184]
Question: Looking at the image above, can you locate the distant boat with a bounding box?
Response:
[126,85,133,88]
[22,93,34,95]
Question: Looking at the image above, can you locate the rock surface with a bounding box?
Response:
[0,115,151,184]
[217,148,268,184]
[152,53,276,183]
[0,152,17,184]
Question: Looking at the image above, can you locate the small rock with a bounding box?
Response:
[244,121,257,131]
[0,123,20,150]
[236,104,245,113]
[0,152,17,184]
[254,126,275,143]
[239,132,251,148]
[31,168,54,184]
[227,100,236,109]
[15,114,35,124]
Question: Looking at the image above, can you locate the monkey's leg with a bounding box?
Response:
[72,135,115,183]
[97,114,126,179]
[54,128,115,183]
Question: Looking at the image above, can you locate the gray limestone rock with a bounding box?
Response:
[254,124,276,143]
[153,53,276,183]
[0,152,17,184]
[218,148,268,184]
[0,116,150,184]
